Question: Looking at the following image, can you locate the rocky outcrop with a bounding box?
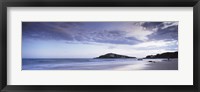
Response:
[95,53,136,59]
[145,51,178,58]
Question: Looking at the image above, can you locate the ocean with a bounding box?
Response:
[22,58,166,70]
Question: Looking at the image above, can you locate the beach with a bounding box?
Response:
[142,59,178,70]
[114,59,178,70]
[22,58,178,70]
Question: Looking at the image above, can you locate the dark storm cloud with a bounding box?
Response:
[141,22,164,29]
[22,22,75,40]
[22,22,178,45]
[90,30,141,45]
[22,22,141,45]
[147,25,178,41]
[134,22,178,41]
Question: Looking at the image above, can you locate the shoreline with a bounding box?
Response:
[113,59,178,70]
[23,58,178,70]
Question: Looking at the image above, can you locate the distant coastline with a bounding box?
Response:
[95,51,178,59]
[145,51,178,59]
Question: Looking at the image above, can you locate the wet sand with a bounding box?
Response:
[142,59,178,70]
[23,58,178,70]
[114,59,178,70]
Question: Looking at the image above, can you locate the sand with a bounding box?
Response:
[114,59,178,70]
[142,59,178,70]
[23,58,178,70]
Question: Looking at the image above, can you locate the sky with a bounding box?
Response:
[22,22,178,58]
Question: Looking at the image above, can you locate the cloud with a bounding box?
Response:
[147,25,178,41]
[22,22,178,46]
[90,30,141,45]
[132,40,178,51]
[161,22,178,29]
[124,22,154,41]
[22,22,141,45]
[128,22,179,41]
[22,22,76,40]
[108,46,116,49]
[141,22,164,29]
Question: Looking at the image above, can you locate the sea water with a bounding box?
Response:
[22,58,166,70]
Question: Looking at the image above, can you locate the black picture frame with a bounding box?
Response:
[0,0,199,92]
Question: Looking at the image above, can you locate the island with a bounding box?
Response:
[145,51,178,59]
[95,53,136,59]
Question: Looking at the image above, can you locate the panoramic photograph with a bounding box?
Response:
[22,22,178,70]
